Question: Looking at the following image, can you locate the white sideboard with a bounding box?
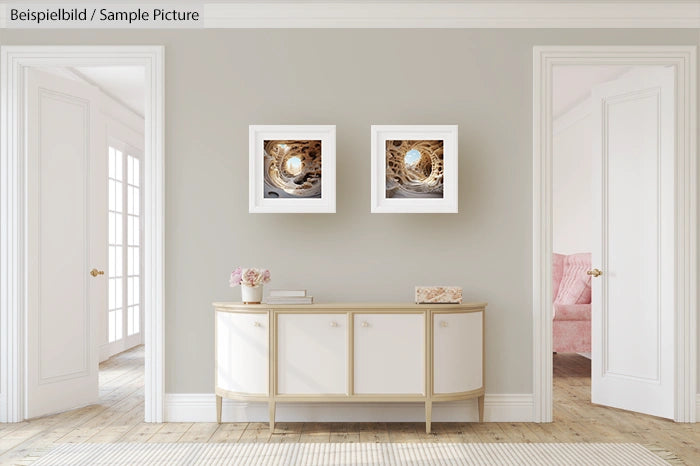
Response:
[213,302,486,433]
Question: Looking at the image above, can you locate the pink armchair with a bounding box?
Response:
[552,253,591,353]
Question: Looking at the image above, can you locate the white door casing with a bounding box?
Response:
[590,67,675,418]
[25,69,103,418]
[277,314,347,395]
[353,314,424,395]
[0,46,164,423]
[532,46,696,423]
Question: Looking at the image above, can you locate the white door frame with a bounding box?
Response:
[532,46,697,422]
[0,46,165,423]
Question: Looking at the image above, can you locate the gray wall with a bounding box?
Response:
[1,29,698,395]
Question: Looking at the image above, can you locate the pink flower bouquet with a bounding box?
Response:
[229,267,271,288]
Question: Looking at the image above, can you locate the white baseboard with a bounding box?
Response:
[696,394,700,422]
[164,393,534,423]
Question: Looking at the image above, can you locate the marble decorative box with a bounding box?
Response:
[415,286,463,304]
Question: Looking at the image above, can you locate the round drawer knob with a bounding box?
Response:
[329,321,338,328]
[361,321,369,328]
[440,321,448,328]
[253,321,261,327]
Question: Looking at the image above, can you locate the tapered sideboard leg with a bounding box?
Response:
[478,395,484,423]
[425,400,432,434]
[216,395,222,424]
[269,401,276,432]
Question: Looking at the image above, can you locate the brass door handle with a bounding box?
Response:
[587,268,603,277]
[90,268,105,277]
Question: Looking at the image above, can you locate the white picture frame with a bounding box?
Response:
[249,125,336,213]
[371,125,458,213]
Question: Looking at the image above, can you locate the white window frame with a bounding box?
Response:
[105,137,145,357]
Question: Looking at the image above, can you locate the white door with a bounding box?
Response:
[277,314,346,395]
[354,314,424,394]
[590,66,675,419]
[26,69,104,418]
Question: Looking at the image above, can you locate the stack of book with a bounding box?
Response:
[264,289,314,305]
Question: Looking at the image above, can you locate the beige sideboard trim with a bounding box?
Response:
[213,302,487,311]
[214,302,486,433]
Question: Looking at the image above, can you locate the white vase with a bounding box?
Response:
[241,285,263,304]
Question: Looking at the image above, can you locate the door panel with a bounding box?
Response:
[26,69,103,418]
[277,314,346,395]
[433,312,482,394]
[354,314,424,395]
[591,67,675,419]
[216,312,268,394]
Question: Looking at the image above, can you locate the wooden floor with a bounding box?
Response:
[0,348,698,464]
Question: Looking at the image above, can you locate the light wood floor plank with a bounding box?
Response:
[178,423,219,443]
[387,423,421,443]
[119,423,161,443]
[299,422,332,443]
[147,423,192,443]
[209,423,247,443]
[268,423,302,443]
[358,422,390,443]
[238,422,272,443]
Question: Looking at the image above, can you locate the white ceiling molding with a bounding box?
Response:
[202,2,700,29]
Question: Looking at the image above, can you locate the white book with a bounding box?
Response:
[268,289,307,297]
[266,296,313,301]
[264,296,314,304]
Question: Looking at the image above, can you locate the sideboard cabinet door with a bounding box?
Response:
[354,313,424,394]
[277,314,347,395]
[433,311,483,394]
[216,312,268,394]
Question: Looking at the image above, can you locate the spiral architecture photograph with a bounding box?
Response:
[263,140,322,198]
[385,140,444,198]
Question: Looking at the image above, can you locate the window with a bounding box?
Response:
[108,144,142,344]
[126,154,141,336]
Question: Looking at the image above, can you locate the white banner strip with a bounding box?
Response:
[1,2,699,29]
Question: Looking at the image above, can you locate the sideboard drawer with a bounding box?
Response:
[277,313,347,395]
[433,311,483,394]
[354,313,424,395]
[216,312,268,395]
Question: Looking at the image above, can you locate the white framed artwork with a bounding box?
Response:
[371,125,458,213]
[249,125,336,213]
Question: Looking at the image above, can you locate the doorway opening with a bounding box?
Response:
[551,64,665,418]
[0,46,164,423]
[30,64,145,419]
[532,46,697,423]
